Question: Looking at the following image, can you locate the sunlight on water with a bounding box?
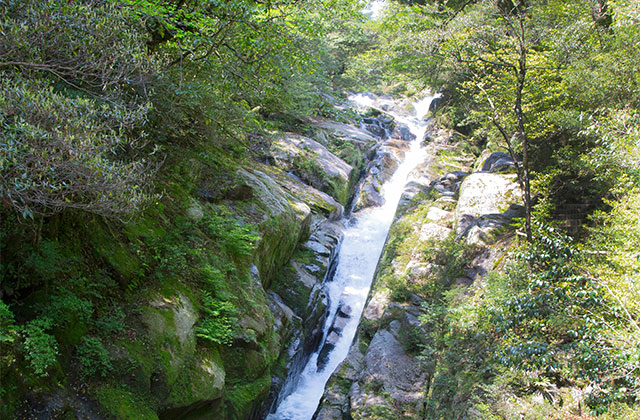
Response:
[266,94,439,420]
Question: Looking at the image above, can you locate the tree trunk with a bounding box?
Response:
[590,0,612,31]
[515,16,533,242]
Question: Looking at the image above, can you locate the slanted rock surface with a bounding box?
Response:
[353,139,410,212]
[455,172,523,242]
[238,168,312,289]
[270,133,355,204]
[308,116,379,151]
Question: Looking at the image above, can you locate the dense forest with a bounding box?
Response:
[1,0,639,419]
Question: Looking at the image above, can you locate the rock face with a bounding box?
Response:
[137,292,228,419]
[352,139,411,212]
[308,116,379,151]
[314,307,427,420]
[455,172,523,243]
[270,133,355,205]
[260,164,344,220]
[238,167,312,289]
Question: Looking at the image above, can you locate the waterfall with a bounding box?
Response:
[362,0,387,20]
[265,94,438,420]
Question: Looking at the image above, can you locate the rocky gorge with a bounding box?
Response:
[8,93,441,420]
[313,101,525,420]
[3,0,639,418]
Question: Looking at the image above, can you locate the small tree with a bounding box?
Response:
[426,0,586,241]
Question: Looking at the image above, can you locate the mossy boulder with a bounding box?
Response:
[269,133,355,205]
[260,164,343,220]
[136,290,227,413]
[238,168,312,289]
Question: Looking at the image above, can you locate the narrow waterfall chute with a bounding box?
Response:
[266,94,437,420]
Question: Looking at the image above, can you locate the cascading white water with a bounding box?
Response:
[362,0,387,19]
[266,94,438,420]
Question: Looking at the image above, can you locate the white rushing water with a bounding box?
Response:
[362,0,387,20]
[266,94,438,420]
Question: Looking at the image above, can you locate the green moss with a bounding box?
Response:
[225,370,271,419]
[113,338,155,389]
[166,349,225,407]
[125,204,168,240]
[97,384,159,420]
[89,219,141,281]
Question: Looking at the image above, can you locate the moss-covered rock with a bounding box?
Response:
[97,384,160,420]
[269,133,355,205]
[260,164,344,220]
[238,167,312,290]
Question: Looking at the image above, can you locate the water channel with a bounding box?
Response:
[266,94,439,420]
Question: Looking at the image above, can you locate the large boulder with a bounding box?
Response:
[260,165,344,220]
[138,292,227,416]
[361,112,395,140]
[455,173,523,240]
[358,321,426,404]
[464,204,525,245]
[270,133,354,204]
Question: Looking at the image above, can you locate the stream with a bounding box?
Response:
[265,94,438,420]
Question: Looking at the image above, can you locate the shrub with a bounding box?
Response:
[77,336,113,378]
[20,318,58,377]
[0,77,156,219]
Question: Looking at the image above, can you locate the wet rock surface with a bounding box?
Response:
[352,138,411,212]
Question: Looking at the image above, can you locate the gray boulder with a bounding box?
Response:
[482,152,515,173]
[456,172,523,241]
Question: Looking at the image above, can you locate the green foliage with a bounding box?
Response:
[0,0,158,218]
[77,336,113,378]
[23,240,68,283]
[202,209,259,258]
[0,76,155,218]
[0,0,156,92]
[47,286,95,327]
[195,293,236,346]
[94,307,127,337]
[476,222,639,412]
[0,300,16,345]
[20,318,59,377]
